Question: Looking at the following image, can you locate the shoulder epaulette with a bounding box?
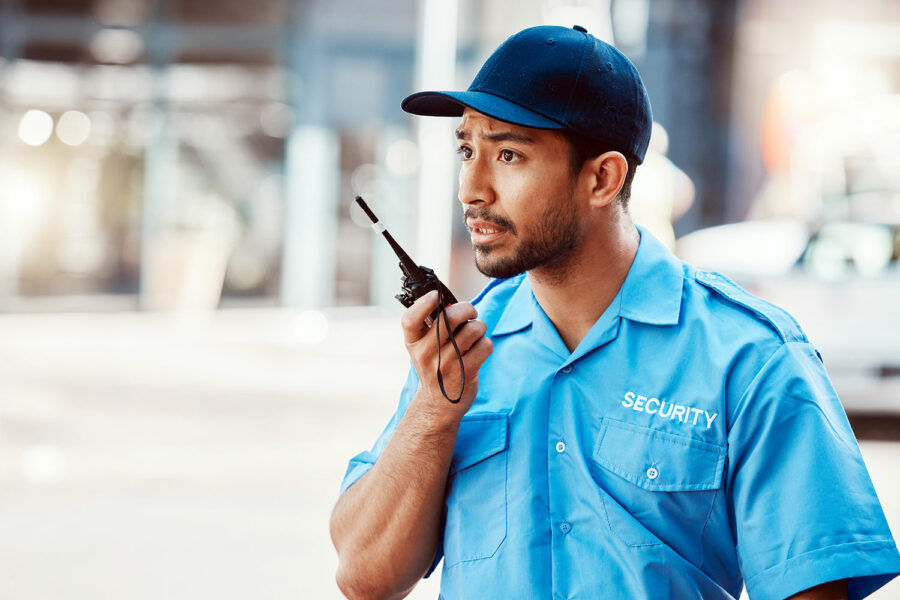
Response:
[693,270,806,343]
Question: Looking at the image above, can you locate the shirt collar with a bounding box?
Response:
[491,274,534,336]
[489,226,684,336]
[618,226,684,326]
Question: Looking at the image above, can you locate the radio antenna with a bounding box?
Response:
[355,195,463,403]
[355,196,424,284]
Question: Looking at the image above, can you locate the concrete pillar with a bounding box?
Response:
[281,125,340,307]
[138,111,179,310]
[280,1,340,308]
[0,1,22,308]
[413,0,459,288]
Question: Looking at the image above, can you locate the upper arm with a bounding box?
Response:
[728,342,900,600]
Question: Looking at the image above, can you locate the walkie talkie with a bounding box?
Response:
[355,195,464,403]
[354,196,457,325]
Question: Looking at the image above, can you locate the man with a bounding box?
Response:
[330,25,900,599]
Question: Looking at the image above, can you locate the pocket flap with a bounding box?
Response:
[594,419,725,491]
[450,412,508,475]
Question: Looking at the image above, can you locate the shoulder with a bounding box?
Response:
[675,265,825,429]
[680,264,808,346]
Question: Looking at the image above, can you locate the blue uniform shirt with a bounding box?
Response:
[341,228,900,599]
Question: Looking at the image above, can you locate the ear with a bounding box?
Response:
[585,151,628,209]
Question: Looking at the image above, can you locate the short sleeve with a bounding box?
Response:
[727,341,900,600]
[339,366,420,495]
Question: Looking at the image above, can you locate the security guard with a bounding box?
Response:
[330,25,900,599]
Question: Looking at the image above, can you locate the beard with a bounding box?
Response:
[466,187,582,280]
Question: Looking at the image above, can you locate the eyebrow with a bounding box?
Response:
[455,128,536,144]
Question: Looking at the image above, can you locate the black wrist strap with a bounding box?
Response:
[435,285,465,403]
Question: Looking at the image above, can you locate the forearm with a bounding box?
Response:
[331,397,460,599]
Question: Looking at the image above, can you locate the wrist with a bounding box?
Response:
[408,390,464,434]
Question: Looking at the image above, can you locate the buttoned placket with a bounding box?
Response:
[548,360,576,599]
[528,267,632,599]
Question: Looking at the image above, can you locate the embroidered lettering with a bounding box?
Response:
[621,391,720,430]
[690,407,703,426]
[634,395,647,411]
[658,400,673,418]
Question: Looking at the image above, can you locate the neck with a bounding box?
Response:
[528,218,640,353]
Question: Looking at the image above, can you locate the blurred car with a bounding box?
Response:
[676,219,900,417]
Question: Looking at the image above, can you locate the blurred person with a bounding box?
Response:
[330,25,900,600]
[628,121,695,250]
[749,69,830,223]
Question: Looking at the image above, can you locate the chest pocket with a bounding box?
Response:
[443,412,509,568]
[591,418,725,552]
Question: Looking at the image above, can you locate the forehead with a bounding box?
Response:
[456,108,566,146]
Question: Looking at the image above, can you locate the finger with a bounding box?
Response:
[461,336,493,373]
[440,319,487,357]
[433,302,478,344]
[401,290,440,344]
[436,328,491,387]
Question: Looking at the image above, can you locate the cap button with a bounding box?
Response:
[572,24,587,33]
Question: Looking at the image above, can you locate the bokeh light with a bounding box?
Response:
[350,163,380,197]
[385,139,420,176]
[90,28,144,64]
[17,110,54,146]
[292,310,329,345]
[87,110,117,146]
[260,102,294,138]
[56,110,93,146]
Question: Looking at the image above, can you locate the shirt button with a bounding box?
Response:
[555,441,566,453]
[561,366,573,374]
[646,467,659,480]
[559,522,572,535]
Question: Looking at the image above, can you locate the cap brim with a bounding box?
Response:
[401,90,565,130]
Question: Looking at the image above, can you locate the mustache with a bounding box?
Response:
[463,208,516,234]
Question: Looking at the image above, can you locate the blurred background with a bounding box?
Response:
[0,0,898,598]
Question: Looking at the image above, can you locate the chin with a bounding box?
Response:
[474,250,527,280]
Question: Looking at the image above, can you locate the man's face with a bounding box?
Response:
[456,109,584,279]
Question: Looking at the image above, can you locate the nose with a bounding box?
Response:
[458,156,494,207]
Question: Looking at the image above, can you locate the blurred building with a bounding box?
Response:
[0,0,898,312]
[0,0,426,312]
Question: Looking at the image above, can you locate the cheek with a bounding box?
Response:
[495,167,548,206]
[494,177,532,225]
[493,161,573,226]
[504,170,568,207]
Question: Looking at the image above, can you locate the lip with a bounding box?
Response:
[466,219,507,245]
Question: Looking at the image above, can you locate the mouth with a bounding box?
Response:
[466,219,508,245]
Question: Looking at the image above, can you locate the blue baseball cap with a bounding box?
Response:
[402,25,653,163]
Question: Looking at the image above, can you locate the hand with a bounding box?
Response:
[401,290,493,418]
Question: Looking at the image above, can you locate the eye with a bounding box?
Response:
[456,145,473,160]
[500,149,518,162]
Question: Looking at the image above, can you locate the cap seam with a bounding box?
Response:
[563,32,592,126]
[630,65,642,149]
